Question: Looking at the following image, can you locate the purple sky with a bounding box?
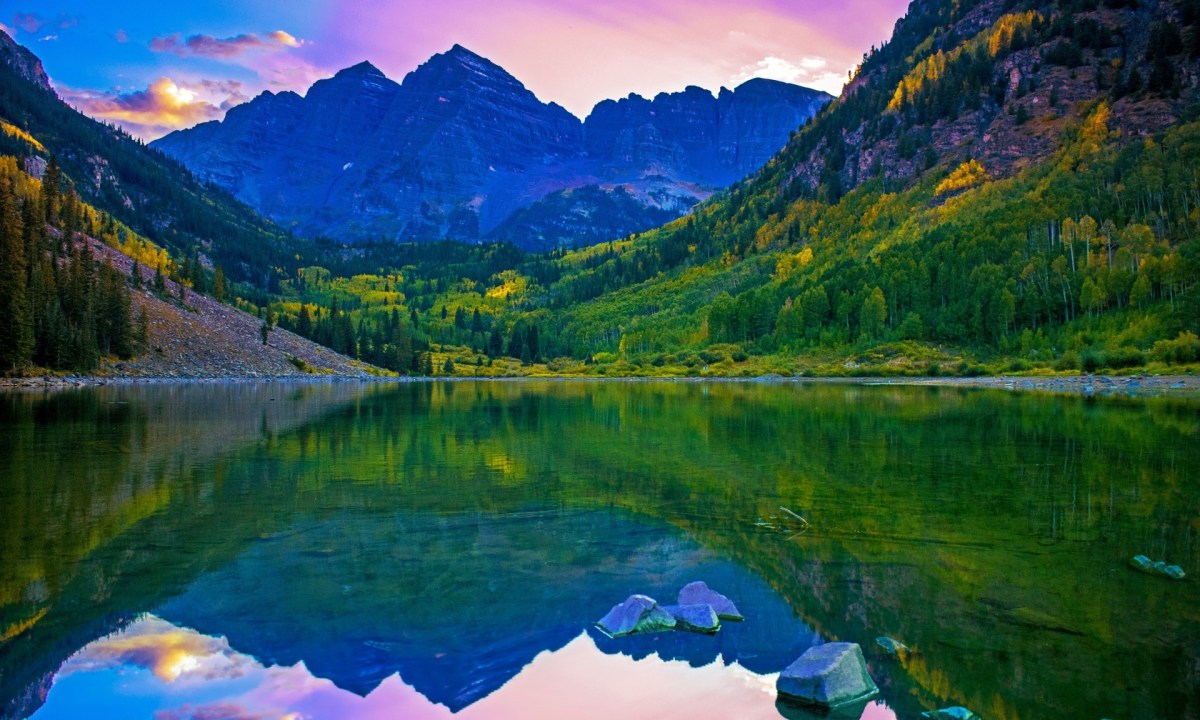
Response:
[0,0,912,139]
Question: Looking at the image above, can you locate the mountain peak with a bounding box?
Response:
[0,29,52,93]
[445,44,483,60]
[334,61,386,79]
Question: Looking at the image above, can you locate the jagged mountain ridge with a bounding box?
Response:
[152,45,831,250]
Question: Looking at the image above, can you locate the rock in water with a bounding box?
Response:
[1163,564,1186,580]
[1130,554,1187,579]
[678,581,744,621]
[777,642,879,709]
[596,595,676,637]
[1130,554,1154,572]
[875,636,909,657]
[663,604,721,634]
[922,707,980,720]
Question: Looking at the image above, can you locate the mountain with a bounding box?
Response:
[280,0,1200,377]
[152,46,832,250]
[0,30,289,288]
[494,0,1200,370]
[0,29,49,91]
[584,78,829,186]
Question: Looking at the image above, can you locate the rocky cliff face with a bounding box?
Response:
[0,30,50,92]
[585,79,831,186]
[153,45,832,249]
[763,0,1200,202]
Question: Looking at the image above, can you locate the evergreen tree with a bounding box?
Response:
[213,266,227,302]
[153,265,167,295]
[42,156,60,225]
[135,306,151,352]
[0,187,33,371]
[526,324,540,362]
[296,304,313,337]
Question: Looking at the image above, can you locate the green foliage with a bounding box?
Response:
[1151,332,1200,364]
[0,157,136,374]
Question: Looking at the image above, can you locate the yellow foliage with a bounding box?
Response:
[1,121,44,152]
[935,159,990,196]
[888,12,1040,112]
[1,606,47,642]
[775,246,814,280]
[485,270,529,300]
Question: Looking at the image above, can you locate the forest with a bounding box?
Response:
[2,0,1199,377]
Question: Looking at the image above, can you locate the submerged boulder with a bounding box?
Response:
[922,707,979,720]
[1130,554,1186,580]
[678,581,744,621]
[777,642,879,709]
[663,604,721,634]
[596,594,676,637]
[775,697,873,720]
[875,636,909,657]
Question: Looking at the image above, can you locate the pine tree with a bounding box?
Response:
[0,186,33,372]
[213,266,227,302]
[297,303,313,337]
[135,305,150,353]
[525,324,540,362]
[42,156,60,225]
[153,264,167,295]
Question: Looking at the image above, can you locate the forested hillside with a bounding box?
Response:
[3,0,1200,379]
[256,0,1200,377]
[0,30,289,289]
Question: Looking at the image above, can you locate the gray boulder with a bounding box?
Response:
[678,580,744,621]
[663,604,721,634]
[596,594,676,637]
[777,642,879,709]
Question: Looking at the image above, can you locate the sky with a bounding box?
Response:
[35,616,903,720]
[0,0,912,141]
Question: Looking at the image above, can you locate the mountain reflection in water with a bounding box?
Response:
[3,381,1198,720]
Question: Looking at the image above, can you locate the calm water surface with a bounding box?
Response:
[1,380,1197,720]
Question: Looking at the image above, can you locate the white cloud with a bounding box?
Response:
[733,55,847,96]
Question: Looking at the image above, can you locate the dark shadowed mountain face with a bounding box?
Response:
[0,30,50,91]
[152,46,832,250]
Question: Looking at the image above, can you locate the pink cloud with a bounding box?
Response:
[9,12,76,35]
[11,12,42,33]
[150,30,306,58]
[154,702,282,720]
[61,76,246,140]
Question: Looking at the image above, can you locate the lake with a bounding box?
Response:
[1,380,1198,720]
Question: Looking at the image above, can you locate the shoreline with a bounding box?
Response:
[2,372,1197,398]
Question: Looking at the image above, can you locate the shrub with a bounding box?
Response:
[1054,352,1080,371]
[1150,332,1200,364]
[1103,346,1145,369]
